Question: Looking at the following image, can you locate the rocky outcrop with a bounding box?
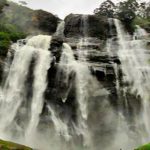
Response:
[0,2,60,83]
[32,10,60,34]
[64,14,109,39]
[2,1,60,34]
[49,36,64,62]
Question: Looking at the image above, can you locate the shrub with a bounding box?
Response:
[0,40,10,56]
[0,25,26,56]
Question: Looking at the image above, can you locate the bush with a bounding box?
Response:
[0,32,10,41]
[135,143,150,150]
[133,17,150,27]
[0,40,10,56]
[9,32,26,42]
[0,24,26,56]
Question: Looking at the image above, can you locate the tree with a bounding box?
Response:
[0,0,8,13]
[94,0,116,18]
[145,3,150,19]
[137,2,146,18]
[117,0,139,22]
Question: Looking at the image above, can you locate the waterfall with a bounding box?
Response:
[59,42,92,146]
[135,25,148,39]
[77,15,89,61]
[0,35,52,144]
[47,105,71,141]
[55,21,65,37]
[0,39,35,137]
[25,35,52,142]
[114,19,150,144]
[46,43,74,142]
[1,14,149,150]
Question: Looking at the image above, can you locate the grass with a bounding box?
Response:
[0,139,32,150]
[135,143,150,150]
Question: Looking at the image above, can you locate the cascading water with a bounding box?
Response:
[114,18,150,146]
[0,35,52,146]
[55,21,65,37]
[1,13,150,150]
[56,41,93,147]
[0,39,35,138]
[77,15,89,61]
[135,25,148,39]
[25,35,52,143]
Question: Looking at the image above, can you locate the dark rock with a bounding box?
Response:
[33,10,60,34]
[64,14,109,39]
[106,65,116,81]
[88,15,109,39]
[44,63,77,123]
[93,67,106,81]
[64,14,83,37]
[0,59,4,83]
[49,36,64,62]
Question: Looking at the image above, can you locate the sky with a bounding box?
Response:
[10,0,145,19]
[9,0,113,18]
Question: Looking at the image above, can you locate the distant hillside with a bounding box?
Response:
[1,1,60,34]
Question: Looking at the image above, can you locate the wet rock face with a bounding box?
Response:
[49,36,64,62]
[64,14,84,37]
[64,14,109,39]
[33,10,60,34]
[88,15,109,39]
[44,63,77,122]
[0,59,4,83]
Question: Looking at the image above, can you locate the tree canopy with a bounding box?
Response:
[0,0,8,13]
[94,0,150,33]
[94,0,150,20]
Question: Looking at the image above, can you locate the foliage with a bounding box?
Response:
[0,139,32,150]
[117,0,138,23]
[133,17,150,27]
[0,39,10,55]
[0,23,26,56]
[94,0,150,33]
[135,143,150,150]
[0,0,8,13]
[94,0,116,18]
[0,1,33,33]
[0,1,27,56]
[0,1,59,34]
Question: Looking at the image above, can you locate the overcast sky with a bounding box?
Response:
[10,0,145,19]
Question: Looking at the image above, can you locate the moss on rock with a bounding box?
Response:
[0,139,32,150]
[135,143,150,150]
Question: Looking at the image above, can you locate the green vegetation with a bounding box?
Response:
[94,0,150,33]
[0,0,8,13]
[135,143,150,150]
[0,0,27,56]
[0,23,26,56]
[0,139,32,150]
